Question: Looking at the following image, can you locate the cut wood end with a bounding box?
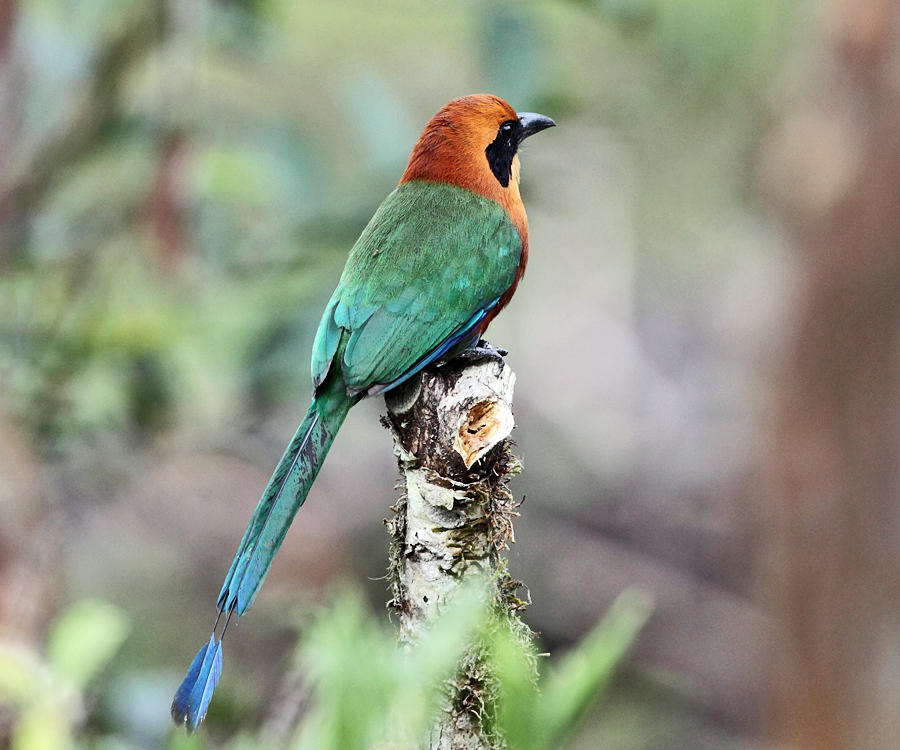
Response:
[453,398,514,469]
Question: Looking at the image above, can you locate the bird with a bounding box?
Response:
[171,94,555,732]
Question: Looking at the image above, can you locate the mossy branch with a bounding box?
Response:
[383,350,532,750]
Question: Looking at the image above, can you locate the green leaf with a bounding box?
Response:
[0,646,40,705]
[11,700,69,750]
[493,588,652,750]
[47,600,130,689]
[412,581,487,683]
[492,629,543,750]
[540,588,653,747]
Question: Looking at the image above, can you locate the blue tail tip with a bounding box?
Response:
[171,634,223,732]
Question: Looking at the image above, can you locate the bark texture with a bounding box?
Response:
[383,351,524,750]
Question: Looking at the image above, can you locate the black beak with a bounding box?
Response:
[516,112,556,141]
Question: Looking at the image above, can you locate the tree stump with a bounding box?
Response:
[383,351,527,750]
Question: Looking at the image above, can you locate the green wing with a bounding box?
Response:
[311,181,522,394]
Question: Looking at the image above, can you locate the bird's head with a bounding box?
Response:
[400,94,555,202]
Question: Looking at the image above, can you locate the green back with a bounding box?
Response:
[311,180,522,393]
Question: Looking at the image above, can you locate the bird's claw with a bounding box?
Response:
[456,340,508,365]
[475,339,508,357]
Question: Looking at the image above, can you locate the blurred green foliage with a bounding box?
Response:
[298,588,650,750]
[0,600,129,750]
[0,590,649,749]
[293,587,489,749]
[161,586,649,750]
[493,589,652,750]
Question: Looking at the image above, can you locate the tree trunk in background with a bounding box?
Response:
[763,2,900,747]
[384,352,522,750]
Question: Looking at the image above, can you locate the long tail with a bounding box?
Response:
[171,382,353,732]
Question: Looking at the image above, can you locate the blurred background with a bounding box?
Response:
[2,0,899,748]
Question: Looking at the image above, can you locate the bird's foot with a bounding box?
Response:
[456,339,508,365]
[475,339,508,357]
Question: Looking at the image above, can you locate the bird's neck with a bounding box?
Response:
[399,136,528,245]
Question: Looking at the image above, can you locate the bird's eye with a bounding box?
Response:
[485,120,521,187]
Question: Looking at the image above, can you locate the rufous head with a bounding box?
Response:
[400,95,555,215]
